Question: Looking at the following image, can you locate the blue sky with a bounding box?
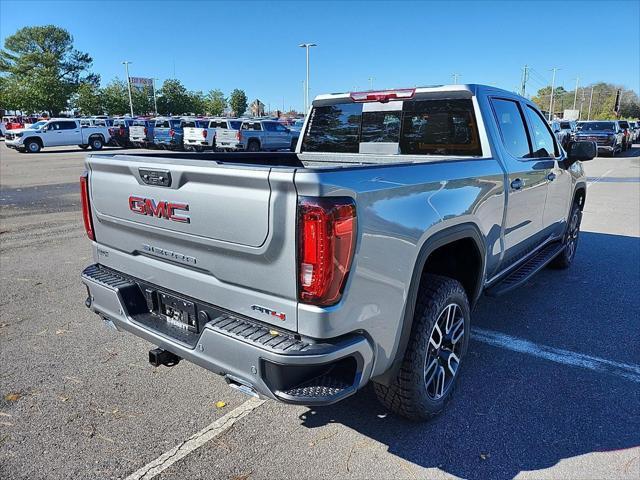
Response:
[1,0,638,111]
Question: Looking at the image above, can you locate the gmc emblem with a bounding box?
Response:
[128,196,190,223]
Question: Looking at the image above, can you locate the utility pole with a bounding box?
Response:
[520,65,529,97]
[573,76,580,109]
[579,89,586,119]
[452,73,461,85]
[152,78,159,115]
[298,43,317,115]
[122,61,134,117]
[302,80,305,114]
[548,67,559,121]
[587,87,594,120]
[368,77,374,89]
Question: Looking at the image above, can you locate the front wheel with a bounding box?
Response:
[25,140,41,153]
[374,274,470,421]
[550,201,582,269]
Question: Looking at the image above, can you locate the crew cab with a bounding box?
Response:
[109,118,136,148]
[5,118,111,153]
[199,118,244,151]
[238,119,299,151]
[81,85,595,421]
[575,120,623,156]
[129,119,155,148]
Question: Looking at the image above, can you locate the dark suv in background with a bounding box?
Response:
[575,121,623,156]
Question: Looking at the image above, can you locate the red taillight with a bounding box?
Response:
[169,129,175,137]
[144,127,148,135]
[298,197,357,306]
[236,130,241,141]
[80,172,95,241]
[350,88,415,103]
[119,126,126,136]
[202,129,208,139]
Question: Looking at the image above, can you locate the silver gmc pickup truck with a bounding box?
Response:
[81,84,596,420]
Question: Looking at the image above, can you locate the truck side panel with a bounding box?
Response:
[294,158,506,376]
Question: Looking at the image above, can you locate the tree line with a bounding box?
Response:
[0,25,248,117]
[530,83,640,120]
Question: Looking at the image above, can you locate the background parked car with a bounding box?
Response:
[153,117,184,150]
[549,120,574,150]
[129,118,155,148]
[617,120,633,150]
[239,119,299,151]
[4,118,111,153]
[109,118,135,147]
[628,121,639,142]
[210,118,243,151]
[575,120,623,156]
[183,118,213,151]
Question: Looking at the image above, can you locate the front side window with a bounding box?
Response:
[490,98,531,158]
[525,106,558,157]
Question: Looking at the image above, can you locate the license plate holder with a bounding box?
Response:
[158,291,198,333]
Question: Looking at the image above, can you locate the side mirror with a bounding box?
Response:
[568,141,597,161]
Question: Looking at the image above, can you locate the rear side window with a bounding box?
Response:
[491,98,531,158]
[401,99,480,155]
[525,106,558,158]
[263,122,276,131]
[302,103,363,153]
[60,121,77,130]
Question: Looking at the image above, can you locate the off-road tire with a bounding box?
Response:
[550,200,582,269]
[374,274,470,421]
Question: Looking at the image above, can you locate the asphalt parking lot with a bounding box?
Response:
[1,143,639,480]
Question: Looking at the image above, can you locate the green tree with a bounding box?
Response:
[205,89,227,116]
[229,89,248,117]
[132,85,154,115]
[74,82,103,115]
[156,79,192,115]
[101,79,129,115]
[0,25,96,115]
[189,90,207,115]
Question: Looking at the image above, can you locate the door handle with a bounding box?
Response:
[547,172,556,181]
[510,178,524,190]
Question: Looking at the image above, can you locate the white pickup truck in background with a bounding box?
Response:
[4,118,112,153]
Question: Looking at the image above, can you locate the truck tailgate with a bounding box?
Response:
[86,153,299,330]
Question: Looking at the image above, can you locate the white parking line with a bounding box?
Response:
[125,397,265,480]
[472,327,640,383]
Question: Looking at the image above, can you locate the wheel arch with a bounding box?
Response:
[23,136,43,146]
[373,222,486,386]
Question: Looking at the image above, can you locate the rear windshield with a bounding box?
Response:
[170,120,182,128]
[155,120,170,128]
[182,120,206,128]
[560,122,571,129]
[229,121,242,130]
[578,122,615,131]
[132,120,147,126]
[301,99,481,156]
[618,121,629,128]
[210,120,229,129]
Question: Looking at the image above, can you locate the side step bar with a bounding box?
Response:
[485,242,564,297]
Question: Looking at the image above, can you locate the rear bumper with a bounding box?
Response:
[81,264,374,405]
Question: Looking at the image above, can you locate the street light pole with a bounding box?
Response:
[152,78,159,116]
[122,61,134,117]
[368,77,374,89]
[548,67,559,121]
[299,43,317,114]
[587,87,594,120]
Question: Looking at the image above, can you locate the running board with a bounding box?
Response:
[485,242,564,297]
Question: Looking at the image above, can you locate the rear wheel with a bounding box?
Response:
[374,274,470,421]
[550,200,582,269]
[247,140,260,152]
[90,137,103,150]
[25,139,41,153]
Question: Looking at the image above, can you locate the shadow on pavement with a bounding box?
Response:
[298,232,640,480]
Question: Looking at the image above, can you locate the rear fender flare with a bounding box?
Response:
[373,222,486,386]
